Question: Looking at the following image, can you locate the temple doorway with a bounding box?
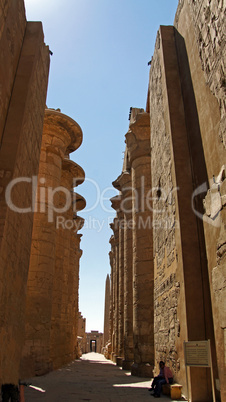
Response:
[90,340,97,352]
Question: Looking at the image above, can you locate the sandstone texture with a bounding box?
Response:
[0,0,50,385]
[0,0,85,387]
[86,331,103,354]
[21,109,86,378]
[107,1,225,401]
[77,312,87,355]
[103,274,110,347]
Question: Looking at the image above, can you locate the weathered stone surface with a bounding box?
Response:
[149,24,218,401]
[111,184,125,361]
[148,28,180,383]
[0,12,50,385]
[21,109,85,378]
[86,331,103,353]
[109,110,154,377]
[0,0,86,387]
[173,1,226,400]
[77,312,87,356]
[50,160,85,370]
[108,3,225,400]
[0,0,26,144]
[175,0,226,171]
[103,274,111,348]
[110,214,120,358]
[71,226,84,360]
[108,239,114,359]
[118,170,134,370]
[203,170,226,401]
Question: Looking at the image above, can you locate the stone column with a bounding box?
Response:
[21,109,83,377]
[71,214,84,359]
[116,209,124,366]
[110,214,120,362]
[50,165,68,369]
[126,109,154,377]
[103,274,111,347]
[109,239,115,359]
[50,160,85,369]
[114,170,134,370]
[71,193,86,360]
[111,192,125,366]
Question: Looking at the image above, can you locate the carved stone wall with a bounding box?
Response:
[174,1,226,399]
[0,0,26,144]
[105,1,226,399]
[148,23,219,400]
[0,2,50,385]
[175,0,225,176]
[176,0,225,147]
[149,30,181,379]
[149,54,176,270]
[203,166,226,400]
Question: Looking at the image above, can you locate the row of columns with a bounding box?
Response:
[20,108,86,377]
[109,109,154,377]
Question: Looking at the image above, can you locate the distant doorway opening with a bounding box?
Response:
[90,340,97,352]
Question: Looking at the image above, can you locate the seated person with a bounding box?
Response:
[149,361,173,398]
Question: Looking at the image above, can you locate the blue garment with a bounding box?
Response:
[155,377,173,396]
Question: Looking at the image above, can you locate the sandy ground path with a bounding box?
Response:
[24,352,185,401]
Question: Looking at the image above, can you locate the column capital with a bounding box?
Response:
[110,195,122,212]
[73,215,85,231]
[109,250,114,266]
[125,111,150,163]
[110,217,119,237]
[109,235,115,245]
[72,192,86,212]
[73,231,83,258]
[62,159,85,187]
[112,171,131,192]
[44,108,83,158]
[113,171,132,216]
[110,195,125,221]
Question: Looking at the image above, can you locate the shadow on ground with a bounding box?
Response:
[23,353,186,402]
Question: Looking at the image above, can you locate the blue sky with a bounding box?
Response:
[25,0,179,332]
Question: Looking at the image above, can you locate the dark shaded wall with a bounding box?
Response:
[0,0,50,385]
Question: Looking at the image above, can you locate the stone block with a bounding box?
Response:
[162,383,182,400]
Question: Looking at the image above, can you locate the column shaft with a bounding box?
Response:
[24,144,63,375]
[21,109,84,377]
[122,179,134,370]
[126,110,154,377]
[117,211,124,363]
[114,224,119,359]
[131,156,154,376]
[51,165,77,368]
[113,171,134,370]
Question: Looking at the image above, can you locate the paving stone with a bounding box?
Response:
[23,353,186,402]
